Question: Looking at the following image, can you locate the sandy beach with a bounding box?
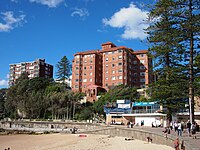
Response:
[0,133,174,150]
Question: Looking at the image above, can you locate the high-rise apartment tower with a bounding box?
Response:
[9,58,53,86]
[72,42,152,102]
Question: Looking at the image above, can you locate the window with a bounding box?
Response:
[90,72,92,76]
[75,79,78,82]
[140,84,146,88]
[118,62,122,66]
[90,60,93,63]
[118,55,122,59]
[112,51,115,54]
[134,73,137,77]
[140,72,145,76]
[106,58,108,61]
[84,60,87,63]
[112,70,115,74]
[76,61,79,64]
[90,78,92,82]
[112,57,115,60]
[118,75,122,79]
[118,49,122,53]
[112,64,115,67]
[90,66,92,69]
[106,77,108,80]
[75,85,78,89]
[84,67,86,70]
[105,52,108,55]
[106,83,108,86]
[118,69,122,73]
[84,73,86,76]
[133,67,137,70]
[140,60,145,63]
[140,54,144,57]
[76,67,79,70]
[134,79,137,83]
[140,78,145,82]
[106,65,108,68]
[133,61,137,64]
[106,70,108,74]
[124,76,126,79]
[140,66,145,70]
[112,76,116,80]
[83,79,87,82]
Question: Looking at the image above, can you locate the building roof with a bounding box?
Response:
[100,46,131,53]
[133,50,148,54]
[74,50,99,56]
[101,42,116,47]
[73,43,148,57]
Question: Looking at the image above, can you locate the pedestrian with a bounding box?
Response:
[174,137,180,150]
[191,122,196,139]
[163,127,170,138]
[186,120,191,137]
[177,122,182,136]
[174,121,178,132]
[170,121,173,130]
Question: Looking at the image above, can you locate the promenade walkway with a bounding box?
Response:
[130,126,200,150]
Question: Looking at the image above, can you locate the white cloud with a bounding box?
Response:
[0,11,26,32]
[71,8,89,18]
[0,80,8,86]
[30,0,64,8]
[102,3,149,40]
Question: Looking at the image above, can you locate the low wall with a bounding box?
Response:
[0,120,105,132]
[1,121,198,150]
[81,127,175,148]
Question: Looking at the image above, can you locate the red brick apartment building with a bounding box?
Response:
[9,59,53,86]
[72,42,152,102]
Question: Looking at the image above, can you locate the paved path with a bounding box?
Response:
[130,126,200,150]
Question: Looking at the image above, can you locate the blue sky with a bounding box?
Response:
[0,0,155,88]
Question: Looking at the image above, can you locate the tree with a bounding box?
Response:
[93,85,138,115]
[0,88,7,119]
[176,0,200,122]
[146,0,200,122]
[146,0,189,122]
[56,56,72,86]
[194,55,200,96]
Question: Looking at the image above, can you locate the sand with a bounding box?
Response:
[0,133,174,150]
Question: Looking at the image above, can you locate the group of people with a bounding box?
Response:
[171,120,198,138]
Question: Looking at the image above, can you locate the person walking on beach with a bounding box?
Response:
[174,137,180,150]
[186,120,191,137]
[177,122,182,136]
